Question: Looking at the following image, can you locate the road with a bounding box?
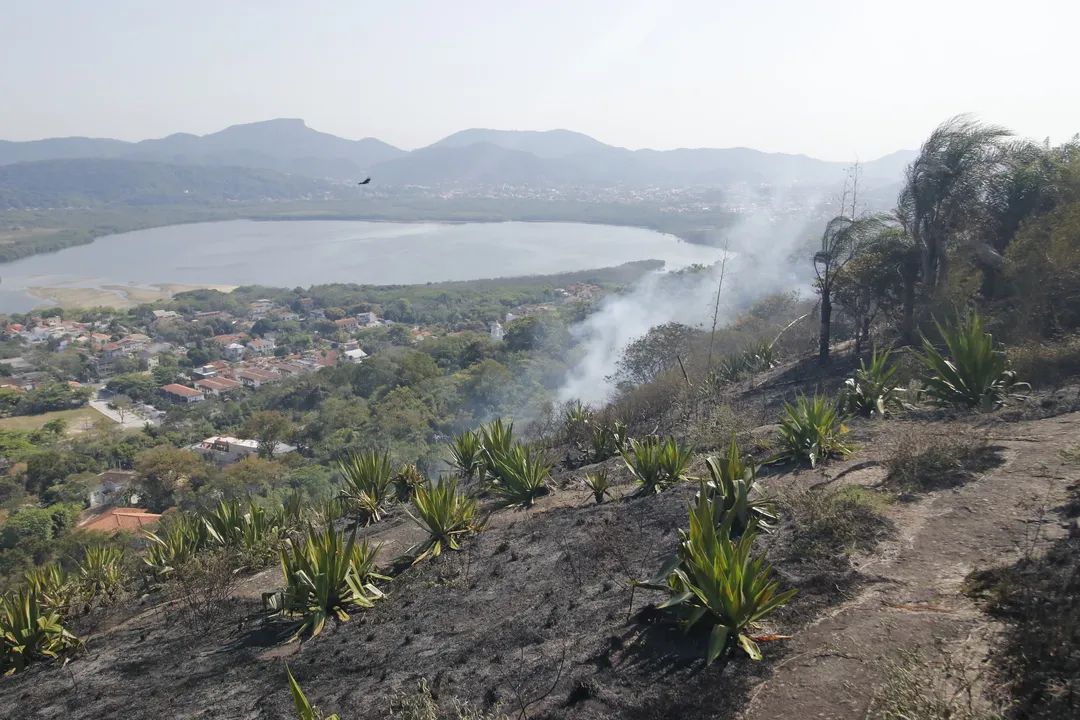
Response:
[89,397,152,430]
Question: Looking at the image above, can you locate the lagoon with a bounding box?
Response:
[0,220,724,312]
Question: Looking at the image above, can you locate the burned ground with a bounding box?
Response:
[2,365,1077,720]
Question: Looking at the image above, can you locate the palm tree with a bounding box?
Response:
[897,114,1012,292]
[814,213,886,363]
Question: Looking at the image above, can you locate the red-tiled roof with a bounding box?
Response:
[195,377,243,391]
[79,507,161,533]
[161,383,202,398]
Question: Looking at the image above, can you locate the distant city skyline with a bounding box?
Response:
[3,0,1077,160]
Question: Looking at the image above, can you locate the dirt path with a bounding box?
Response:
[742,413,1080,719]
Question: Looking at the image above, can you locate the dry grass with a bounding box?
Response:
[388,679,510,720]
[1007,337,1080,389]
[0,406,105,433]
[883,425,1002,494]
[867,643,1006,720]
[775,484,893,563]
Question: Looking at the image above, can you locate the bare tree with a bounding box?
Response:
[814,163,884,363]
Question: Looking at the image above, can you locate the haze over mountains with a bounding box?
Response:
[0,119,914,191]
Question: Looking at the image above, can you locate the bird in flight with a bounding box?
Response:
[358,178,371,185]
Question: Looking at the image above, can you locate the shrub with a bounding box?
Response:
[272,526,386,640]
[916,312,1029,410]
[621,436,693,496]
[287,663,339,720]
[584,469,612,505]
[842,346,905,418]
[701,433,777,537]
[487,443,551,507]
[1007,337,1080,389]
[0,589,81,674]
[637,492,797,664]
[405,478,480,564]
[167,548,241,634]
[448,429,485,482]
[338,449,395,524]
[772,394,855,467]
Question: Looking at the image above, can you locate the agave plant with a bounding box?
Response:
[748,340,778,373]
[841,345,905,418]
[584,469,611,505]
[392,463,425,503]
[480,419,515,479]
[286,663,340,720]
[205,499,279,548]
[563,400,593,439]
[272,526,386,641]
[143,512,208,581]
[622,436,693,496]
[701,433,777,537]
[487,443,552,507]
[448,429,485,482]
[23,563,76,614]
[916,312,1029,411]
[0,589,81,674]
[203,499,281,567]
[277,492,307,534]
[78,546,126,603]
[589,421,627,463]
[405,477,481,564]
[771,394,854,468]
[338,449,395,524]
[636,492,797,665]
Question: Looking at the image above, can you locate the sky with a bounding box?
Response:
[2,0,1077,160]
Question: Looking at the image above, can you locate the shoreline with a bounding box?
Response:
[25,282,239,310]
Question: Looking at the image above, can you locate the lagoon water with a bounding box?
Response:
[0,220,724,312]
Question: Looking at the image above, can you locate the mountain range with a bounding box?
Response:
[0,119,914,189]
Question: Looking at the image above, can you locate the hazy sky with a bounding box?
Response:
[3,0,1076,160]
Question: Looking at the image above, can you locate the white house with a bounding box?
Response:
[490,321,505,341]
[247,338,276,356]
[88,470,138,508]
[160,383,204,403]
[343,348,368,363]
[224,342,246,362]
[190,436,297,465]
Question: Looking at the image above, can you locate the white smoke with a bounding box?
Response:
[558,190,829,405]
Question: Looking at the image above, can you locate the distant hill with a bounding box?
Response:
[371,143,615,187]
[0,158,334,209]
[0,120,916,189]
[429,128,613,159]
[0,137,132,165]
[0,120,403,181]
